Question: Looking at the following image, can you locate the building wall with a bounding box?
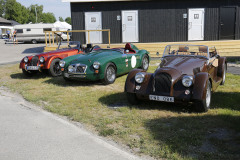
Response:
[71,0,240,43]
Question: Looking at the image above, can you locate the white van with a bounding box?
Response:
[14,23,68,44]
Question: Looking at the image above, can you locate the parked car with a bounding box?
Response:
[59,43,150,84]
[125,44,227,112]
[19,41,96,76]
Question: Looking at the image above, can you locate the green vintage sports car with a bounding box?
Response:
[59,43,150,84]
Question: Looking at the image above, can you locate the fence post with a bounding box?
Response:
[52,31,55,46]
[45,32,47,46]
[108,30,111,48]
[49,32,51,46]
[88,31,90,44]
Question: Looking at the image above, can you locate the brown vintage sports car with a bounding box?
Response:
[19,41,98,77]
[125,44,227,112]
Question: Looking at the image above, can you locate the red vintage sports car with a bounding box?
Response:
[19,42,96,76]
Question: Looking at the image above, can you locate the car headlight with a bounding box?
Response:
[39,56,45,63]
[68,65,74,72]
[93,61,100,69]
[59,60,65,67]
[24,57,28,63]
[182,75,193,87]
[135,72,145,84]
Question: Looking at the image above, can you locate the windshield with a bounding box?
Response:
[163,45,209,59]
[58,41,80,50]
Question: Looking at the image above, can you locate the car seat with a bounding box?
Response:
[124,43,136,54]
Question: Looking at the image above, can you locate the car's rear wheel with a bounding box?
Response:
[141,55,149,71]
[194,80,211,112]
[220,63,226,85]
[102,63,116,85]
[22,69,37,77]
[126,92,139,105]
[49,59,62,77]
[31,39,37,44]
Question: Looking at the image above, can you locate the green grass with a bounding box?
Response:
[0,61,239,160]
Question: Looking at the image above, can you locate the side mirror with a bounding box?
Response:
[126,49,129,53]
[156,52,160,56]
[216,54,220,59]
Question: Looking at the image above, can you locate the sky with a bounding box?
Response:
[16,0,71,20]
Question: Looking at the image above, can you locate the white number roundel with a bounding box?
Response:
[131,55,137,68]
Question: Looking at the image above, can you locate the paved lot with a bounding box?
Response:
[0,39,44,64]
[0,88,141,160]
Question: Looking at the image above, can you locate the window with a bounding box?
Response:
[26,28,31,31]
[15,29,23,33]
[43,28,52,32]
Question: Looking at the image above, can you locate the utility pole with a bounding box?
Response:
[35,6,37,23]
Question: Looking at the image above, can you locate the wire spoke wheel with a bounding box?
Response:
[142,57,149,70]
[106,66,116,82]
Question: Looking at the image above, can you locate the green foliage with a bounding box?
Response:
[42,12,56,23]
[0,0,5,17]
[2,0,56,24]
[59,16,64,22]
[65,17,71,25]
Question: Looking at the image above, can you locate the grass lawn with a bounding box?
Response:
[0,61,239,160]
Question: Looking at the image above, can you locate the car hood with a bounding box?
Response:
[36,48,77,57]
[68,49,121,65]
[160,56,207,76]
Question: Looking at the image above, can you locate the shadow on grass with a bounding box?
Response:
[43,77,102,87]
[98,92,192,113]
[99,91,240,112]
[144,114,240,159]
[10,72,48,79]
[212,92,240,111]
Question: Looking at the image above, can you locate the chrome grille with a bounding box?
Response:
[30,56,39,66]
[76,66,85,73]
[154,73,172,95]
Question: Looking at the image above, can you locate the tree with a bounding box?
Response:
[28,4,43,23]
[4,0,29,24]
[65,17,71,25]
[59,16,64,22]
[0,0,5,17]
[42,12,56,23]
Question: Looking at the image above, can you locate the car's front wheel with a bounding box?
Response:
[140,55,149,71]
[22,69,37,77]
[102,63,116,85]
[194,80,212,112]
[49,59,62,77]
[126,92,139,105]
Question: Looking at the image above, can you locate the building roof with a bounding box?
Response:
[10,20,21,26]
[0,17,12,24]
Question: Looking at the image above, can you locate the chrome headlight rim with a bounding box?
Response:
[93,61,100,70]
[39,56,45,63]
[182,75,193,87]
[135,72,145,84]
[24,57,28,63]
[68,65,74,73]
[59,60,65,68]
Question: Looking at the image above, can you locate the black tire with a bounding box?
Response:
[22,69,37,77]
[31,39,37,44]
[140,55,149,71]
[194,80,212,112]
[48,59,62,77]
[220,64,226,85]
[102,63,116,85]
[126,92,139,105]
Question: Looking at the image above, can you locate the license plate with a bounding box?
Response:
[149,95,174,102]
[72,74,86,78]
[26,66,39,70]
